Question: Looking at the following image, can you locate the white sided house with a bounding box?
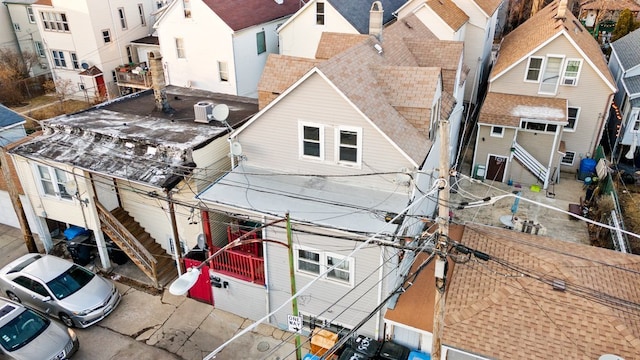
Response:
[3,0,50,77]
[30,0,161,101]
[195,16,465,338]
[153,0,300,98]
[472,0,615,189]
[278,0,407,59]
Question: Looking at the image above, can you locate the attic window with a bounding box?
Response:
[183,0,191,18]
[316,2,325,25]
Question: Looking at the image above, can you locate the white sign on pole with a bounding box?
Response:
[287,314,303,333]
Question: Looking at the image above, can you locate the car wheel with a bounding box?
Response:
[6,291,20,303]
[59,313,75,328]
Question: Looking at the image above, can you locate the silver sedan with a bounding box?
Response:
[0,254,121,328]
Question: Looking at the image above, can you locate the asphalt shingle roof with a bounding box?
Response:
[315,32,370,60]
[425,0,468,31]
[472,0,503,16]
[623,75,640,96]
[327,0,407,34]
[611,28,640,72]
[479,92,567,126]
[581,0,640,11]
[491,0,614,87]
[203,0,301,31]
[0,104,25,128]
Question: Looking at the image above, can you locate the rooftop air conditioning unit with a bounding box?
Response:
[194,101,214,123]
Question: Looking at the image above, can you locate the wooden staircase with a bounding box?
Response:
[96,202,177,288]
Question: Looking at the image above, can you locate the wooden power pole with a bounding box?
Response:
[0,147,38,253]
[431,119,450,359]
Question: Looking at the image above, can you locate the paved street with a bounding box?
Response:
[0,224,303,360]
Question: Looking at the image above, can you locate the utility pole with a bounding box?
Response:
[167,190,185,274]
[286,212,302,360]
[431,119,450,359]
[0,147,38,253]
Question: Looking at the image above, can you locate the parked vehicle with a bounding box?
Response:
[0,254,121,328]
[0,297,79,359]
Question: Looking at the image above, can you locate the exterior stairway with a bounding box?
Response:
[96,202,177,288]
[511,142,550,188]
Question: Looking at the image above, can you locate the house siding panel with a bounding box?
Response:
[237,73,415,192]
[212,273,266,321]
[192,138,232,193]
[265,226,383,336]
[490,35,613,172]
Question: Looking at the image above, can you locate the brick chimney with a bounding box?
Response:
[148,51,172,113]
[555,0,568,20]
[369,1,383,38]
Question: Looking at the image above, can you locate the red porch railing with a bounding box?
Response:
[210,246,265,285]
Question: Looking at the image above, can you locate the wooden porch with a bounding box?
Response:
[208,226,265,285]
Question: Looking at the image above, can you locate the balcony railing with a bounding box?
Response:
[210,246,265,285]
[115,62,152,89]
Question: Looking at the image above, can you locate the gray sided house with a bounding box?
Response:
[8,82,257,288]
[608,28,640,164]
[473,0,615,189]
[195,15,466,339]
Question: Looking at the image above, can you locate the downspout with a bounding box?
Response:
[546,124,561,189]
[261,215,270,321]
[375,244,384,340]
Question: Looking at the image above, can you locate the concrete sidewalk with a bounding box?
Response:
[0,223,304,360]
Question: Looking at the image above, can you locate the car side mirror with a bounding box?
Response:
[42,296,51,302]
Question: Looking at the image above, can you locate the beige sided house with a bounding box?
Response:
[473,0,615,189]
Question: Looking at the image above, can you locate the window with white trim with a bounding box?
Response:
[138,4,146,26]
[631,110,640,132]
[40,11,69,32]
[256,31,266,55]
[491,126,504,137]
[175,38,185,58]
[71,52,79,69]
[300,123,324,159]
[336,127,361,165]
[295,246,354,286]
[562,59,582,86]
[218,61,228,82]
[520,120,557,133]
[525,56,543,82]
[27,7,35,23]
[561,151,575,166]
[102,29,111,43]
[566,107,579,131]
[316,2,325,25]
[52,51,66,68]
[34,41,45,57]
[117,7,127,29]
[539,56,563,94]
[183,0,191,18]
[36,165,72,200]
[13,23,20,31]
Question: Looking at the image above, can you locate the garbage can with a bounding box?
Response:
[378,341,410,360]
[64,227,93,266]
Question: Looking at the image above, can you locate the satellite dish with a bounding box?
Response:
[80,61,89,70]
[211,104,229,121]
[231,141,243,156]
[168,267,201,295]
[196,233,205,249]
[64,181,78,195]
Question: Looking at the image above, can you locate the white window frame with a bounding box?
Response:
[316,2,325,25]
[299,122,325,160]
[40,11,69,32]
[52,50,66,68]
[34,41,45,57]
[561,59,582,86]
[117,7,127,29]
[561,151,576,166]
[524,56,543,82]
[335,126,362,167]
[71,52,79,69]
[35,164,72,200]
[538,55,564,95]
[138,3,146,26]
[490,126,504,138]
[102,29,111,43]
[218,61,228,82]
[183,0,191,18]
[27,7,35,23]
[294,246,355,287]
[296,248,321,275]
[256,30,266,55]
[175,38,185,59]
[631,110,640,132]
[566,106,580,132]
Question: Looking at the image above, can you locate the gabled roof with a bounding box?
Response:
[257,54,320,108]
[315,32,370,60]
[491,0,615,90]
[624,75,640,97]
[479,93,567,126]
[425,0,468,31]
[10,87,257,189]
[611,28,640,72]
[327,0,408,34]
[0,104,26,128]
[203,0,301,31]
[131,35,160,46]
[442,223,640,359]
[471,0,503,17]
[580,0,640,11]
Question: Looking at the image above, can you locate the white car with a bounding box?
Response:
[0,254,121,328]
[0,297,79,359]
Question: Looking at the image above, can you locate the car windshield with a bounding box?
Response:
[46,265,95,300]
[0,308,49,351]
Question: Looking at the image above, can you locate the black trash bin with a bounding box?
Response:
[106,239,129,265]
[66,234,92,266]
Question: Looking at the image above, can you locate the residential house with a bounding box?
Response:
[472,0,616,189]
[8,53,258,288]
[0,105,28,229]
[153,0,300,98]
[29,0,161,101]
[278,0,406,59]
[3,0,49,77]
[115,35,160,96]
[395,0,503,104]
[578,0,640,42]
[0,2,19,52]
[385,223,640,359]
[194,15,466,337]
[608,28,640,164]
